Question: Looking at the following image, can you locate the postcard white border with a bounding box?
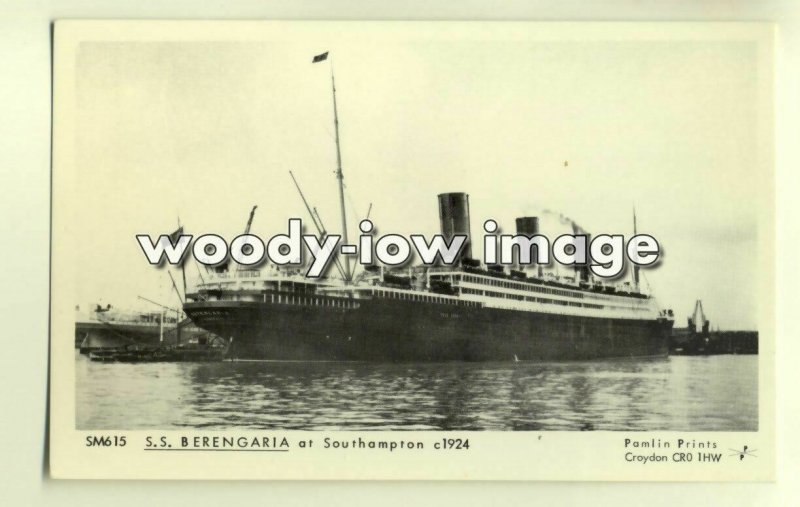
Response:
[48,20,775,482]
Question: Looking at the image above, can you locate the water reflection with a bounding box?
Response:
[76,354,757,431]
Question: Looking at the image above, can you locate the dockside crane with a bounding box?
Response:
[688,300,710,335]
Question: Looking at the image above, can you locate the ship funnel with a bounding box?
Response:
[438,192,472,261]
[515,216,539,236]
[515,216,542,275]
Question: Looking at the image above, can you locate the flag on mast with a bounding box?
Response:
[312,51,329,63]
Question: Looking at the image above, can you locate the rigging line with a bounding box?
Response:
[234,205,258,276]
[640,269,654,294]
[312,206,347,280]
[194,258,205,285]
[178,216,187,298]
[168,271,184,306]
[95,320,139,345]
[640,271,662,311]
[289,171,347,280]
[138,295,180,314]
[348,202,373,282]
[290,171,325,232]
[345,189,362,226]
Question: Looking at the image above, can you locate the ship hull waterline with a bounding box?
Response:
[184,299,672,362]
[75,322,165,351]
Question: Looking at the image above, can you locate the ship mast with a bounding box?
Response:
[233,205,257,275]
[632,206,640,292]
[178,217,187,296]
[330,63,351,282]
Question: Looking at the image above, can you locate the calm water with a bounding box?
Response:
[76,352,758,431]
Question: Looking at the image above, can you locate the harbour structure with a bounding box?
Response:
[74,304,178,352]
[670,300,758,355]
[75,300,221,354]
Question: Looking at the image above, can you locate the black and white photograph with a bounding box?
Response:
[48,21,775,480]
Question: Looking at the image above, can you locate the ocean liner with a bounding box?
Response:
[183,194,674,361]
[182,53,674,361]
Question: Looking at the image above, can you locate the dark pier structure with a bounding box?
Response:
[669,300,758,355]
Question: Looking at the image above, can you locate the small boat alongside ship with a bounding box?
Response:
[76,303,229,362]
[75,304,177,353]
[86,339,229,363]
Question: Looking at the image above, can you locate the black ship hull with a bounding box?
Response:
[75,319,216,353]
[184,298,672,362]
[75,322,163,351]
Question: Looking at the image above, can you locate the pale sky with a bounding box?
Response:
[69,25,767,329]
